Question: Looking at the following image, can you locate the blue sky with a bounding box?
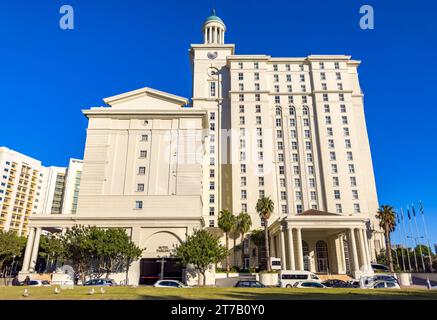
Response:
[1,1,436,247]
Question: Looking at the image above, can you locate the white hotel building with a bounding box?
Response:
[21,11,384,283]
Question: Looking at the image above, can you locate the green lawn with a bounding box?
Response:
[0,286,436,300]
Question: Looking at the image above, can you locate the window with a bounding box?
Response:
[327,127,333,136]
[210,112,216,120]
[135,201,143,209]
[254,72,259,81]
[273,64,278,71]
[348,164,355,174]
[240,177,247,187]
[259,190,265,198]
[339,93,345,101]
[286,64,291,71]
[255,83,260,91]
[138,167,146,175]
[289,118,296,126]
[289,107,295,116]
[258,151,264,160]
[323,94,329,102]
[352,190,359,200]
[310,191,317,201]
[258,164,264,174]
[330,152,336,161]
[241,190,247,200]
[239,116,245,125]
[322,83,327,90]
[308,166,315,175]
[335,62,340,69]
[256,105,261,113]
[328,139,335,148]
[210,123,215,131]
[239,83,244,91]
[294,178,301,187]
[209,220,215,227]
[239,105,244,113]
[210,82,216,97]
[299,64,304,71]
[333,177,339,187]
[288,96,294,103]
[280,178,286,187]
[319,62,325,69]
[309,178,315,188]
[305,141,311,150]
[257,128,263,136]
[210,169,215,178]
[240,139,246,149]
[274,96,280,104]
[350,176,357,187]
[303,119,309,126]
[306,153,313,162]
[334,190,341,200]
[325,116,332,125]
[240,128,245,137]
[238,62,243,69]
[254,62,259,69]
[300,74,305,82]
[281,205,288,214]
[340,104,346,113]
[256,116,262,125]
[286,74,291,82]
[257,139,263,148]
[274,74,279,82]
[240,164,246,173]
[301,85,306,92]
[239,94,244,101]
[280,191,287,201]
[354,204,361,213]
[336,204,342,213]
[255,94,261,101]
[238,72,244,80]
[290,130,297,138]
[241,203,247,213]
[140,150,147,158]
[324,104,330,113]
[331,164,338,174]
[239,151,246,161]
[209,194,215,203]
[320,72,326,80]
[209,207,215,216]
[276,119,282,127]
[302,96,308,103]
[141,134,148,141]
[278,153,284,162]
[291,141,298,150]
[137,184,144,192]
[258,177,264,186]
[343,128,350,136]
[287,85,292,93]
[293,166,300,175]
[296,191,302,201]
[210,181,215,190]
[296,205,303,214]
[305,130,310,138]
[345,139,352,148]
[279,166,285,175]
[342,116,348,124]
[336,72,342,80]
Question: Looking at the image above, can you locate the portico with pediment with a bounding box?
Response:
[268,210,374,278]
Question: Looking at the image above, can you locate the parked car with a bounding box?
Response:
[26,280,51,287]
[368,280,400,289]
[371,274,398,284]
[234,280,266,288]
[322,279,352,288]
[83,278,116,286]
[292,281,326,289]
[279,270,321,288]
[371,263,389,273]
[153,280,190,288]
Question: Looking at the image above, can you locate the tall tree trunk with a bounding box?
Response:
[385,224,394,272]
[264,219,271,272]
[202,271,206,286]
[241,233,245,270]
[226,233,230,274]
[233,235,237,269]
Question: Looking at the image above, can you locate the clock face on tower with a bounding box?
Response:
[207,51,218,60]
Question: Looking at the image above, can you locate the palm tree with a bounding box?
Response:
[218,209,236,273]
[376,205,396,272]
[255,196,274,272]
[236,212,252,270]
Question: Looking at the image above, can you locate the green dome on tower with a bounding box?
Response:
[204,9,224,24]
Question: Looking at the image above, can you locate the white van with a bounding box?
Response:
[279,270,321,288]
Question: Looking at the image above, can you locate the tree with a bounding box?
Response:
[255,196,274,271]
[236,212,252,269]
[376,205,396,272]
[217,209,236,273]
[91,228,142,279]
[175,229,228,286]
[0,230,26,278]
[39,234,65,272]
[250,229,265,270]
[61,225,95,284]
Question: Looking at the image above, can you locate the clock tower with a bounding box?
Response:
[189,10,235,225]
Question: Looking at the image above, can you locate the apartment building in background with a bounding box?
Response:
[22,10,384,283]
[0,147,82,236]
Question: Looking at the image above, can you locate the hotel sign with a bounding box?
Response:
[156,246,171,253]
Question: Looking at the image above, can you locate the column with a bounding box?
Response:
[269,234,275,257]
[287,227,295,270]
[279,227,286,270]
[339,235,346,274]
[348,228,359,273]
[296,228,304,271]
[204,28,207,43]
[29,227,42,272]
[357,228,367,269]
[21,227,35,272]
[362,229,371,269]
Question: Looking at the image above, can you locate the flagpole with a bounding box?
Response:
[419,201,434,273]
[401,208,412,272]
[396,211,406,272]
[407,205,419,272]
[412,203,426,272]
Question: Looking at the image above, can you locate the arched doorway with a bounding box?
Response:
[316,240,329,273]
[302,241,310,271]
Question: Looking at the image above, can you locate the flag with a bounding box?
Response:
[419,201,424,215]
[396,212,400,224]
[401,208,404,221]
[412,205,416,217]
[407,207,411,220]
